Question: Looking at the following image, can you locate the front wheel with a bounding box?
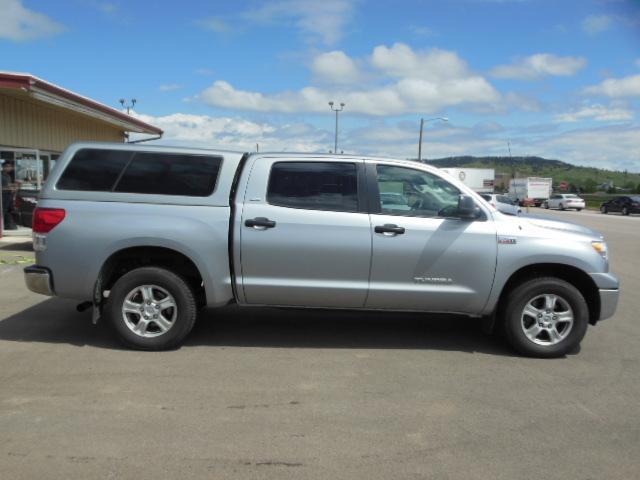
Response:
[576,208,582,212]
[559,203,565,210]
[502,277,589,358]
[601,205,608,214]
[622,207,629,216]
[543,202,549,209]
[104,266,197,350]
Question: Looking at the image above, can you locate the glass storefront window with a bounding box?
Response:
[15,152,41,191]
[0,149,61,190]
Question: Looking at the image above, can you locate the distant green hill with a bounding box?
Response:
[420,156,640,192]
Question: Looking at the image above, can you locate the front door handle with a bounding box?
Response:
[374,224,405,235]
[245,217,276,229]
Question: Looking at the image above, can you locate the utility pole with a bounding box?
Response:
[328,101,345,154]
[508,140,516,179]
[417,117,448,161]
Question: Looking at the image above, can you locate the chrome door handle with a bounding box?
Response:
[245,217,276,229]
[374,224,405,235]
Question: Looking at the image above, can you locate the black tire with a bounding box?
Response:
[104,266,197,350]
[622,207,629,216]
[576,208,582,212]
[559,203,565,211]
[501,277,589,358]
[543,202,549,209]
[601,205,608,214]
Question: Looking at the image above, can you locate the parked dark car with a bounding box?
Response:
[14,186,39,227]
[600,196,640,215]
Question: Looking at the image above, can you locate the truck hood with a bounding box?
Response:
[516,214,603,239]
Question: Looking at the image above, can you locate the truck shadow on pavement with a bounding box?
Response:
[0,299,517,356]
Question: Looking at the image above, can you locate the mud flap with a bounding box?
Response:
[482,312,497,334]
[92,275,103,324]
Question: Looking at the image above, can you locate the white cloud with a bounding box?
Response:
[530,126,640,171]
[554,103,634,122]
[0,0,65,41]
[195,68,214,76]
[131,110,640,171]
[491,53,587,80]
[130,112,329,152]
[198,16,232,34]
[582,14,613,35]
[584,74,640,98]
[199,44,501,115]
[241,0,356,46]
[311,51,362,84]
[409,25,437,37]
[158,83,183,92]
[371,44,470,80]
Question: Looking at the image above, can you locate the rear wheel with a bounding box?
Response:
[601,205,608,214]
[104,266,197,350]
[543,202,549,209]
[559,203,565,210]
[622,207,629,216]
[502,277,588,358]
[576,208,582,212]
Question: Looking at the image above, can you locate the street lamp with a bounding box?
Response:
[417,116,448,161]
[119,98,137,114]
[329,101,345,154]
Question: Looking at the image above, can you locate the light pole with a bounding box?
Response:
[417,117,448,161]
[329,101,345,154]
[119,98,137,114]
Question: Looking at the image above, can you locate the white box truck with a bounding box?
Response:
[509,177,552,206]
[441,168,495,193]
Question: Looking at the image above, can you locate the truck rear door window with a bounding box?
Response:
[56,149,131,191]
[267,162,358,212]
[114,153,222,196]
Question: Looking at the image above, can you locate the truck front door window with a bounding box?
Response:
[376,165,460,217]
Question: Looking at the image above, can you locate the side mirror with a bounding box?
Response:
[458,194,478,220]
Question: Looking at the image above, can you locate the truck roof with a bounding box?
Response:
[64,141,436,168]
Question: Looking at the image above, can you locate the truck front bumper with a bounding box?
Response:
[598,289,619,321]
[24,265,54,296]
[589,272,619,321]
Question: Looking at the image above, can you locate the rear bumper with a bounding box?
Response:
[24,265,54,296]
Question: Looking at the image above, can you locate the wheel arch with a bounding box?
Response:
[96,246,206,307]
[490,263,600,329]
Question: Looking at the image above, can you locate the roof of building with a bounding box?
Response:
[0,71,163,136]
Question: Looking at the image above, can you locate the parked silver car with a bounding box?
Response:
[24,143,619,357]
[480,194,522,216]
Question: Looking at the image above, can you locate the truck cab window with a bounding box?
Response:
[267,162,358,212]
[376,164,460,218]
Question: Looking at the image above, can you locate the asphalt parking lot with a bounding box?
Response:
[1,209,639,480]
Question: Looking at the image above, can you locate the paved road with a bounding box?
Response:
[0,210,638,479]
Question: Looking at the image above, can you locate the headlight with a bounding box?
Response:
[591,241,607,259]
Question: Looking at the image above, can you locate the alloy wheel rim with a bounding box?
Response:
[122,284,177,338]
[520,294,574,346]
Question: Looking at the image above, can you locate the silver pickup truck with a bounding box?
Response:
[24,143,619,357]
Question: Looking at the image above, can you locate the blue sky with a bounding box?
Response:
[1,0,639,170]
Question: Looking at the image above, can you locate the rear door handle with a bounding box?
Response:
[374,224,405,235]
[245,217,276,229]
